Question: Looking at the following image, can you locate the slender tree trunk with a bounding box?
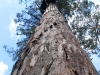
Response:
[11,3,98,75]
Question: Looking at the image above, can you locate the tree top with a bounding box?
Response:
[40,0,56,14]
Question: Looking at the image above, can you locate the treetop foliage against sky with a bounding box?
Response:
[4,0,100,61]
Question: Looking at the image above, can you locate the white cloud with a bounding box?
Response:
[0,61,8,75]
[14,0,18,3]
[9,19,17,38]
[9,19,20,40]
[90,0,100,5]
[7,0,12,4]
[93,0,100,5]
[7,0,22,4]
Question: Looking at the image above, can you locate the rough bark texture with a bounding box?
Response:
[11,4,98,75]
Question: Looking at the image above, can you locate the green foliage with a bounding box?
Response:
[4,0,100,60]
[70,1,100,55]
[3,45,21,61]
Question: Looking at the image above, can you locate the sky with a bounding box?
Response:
[0,0,24,75]
[0,0,100,75]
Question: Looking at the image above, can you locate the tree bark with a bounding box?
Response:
[11,4,98,75]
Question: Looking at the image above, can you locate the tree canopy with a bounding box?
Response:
[4,0,100,61]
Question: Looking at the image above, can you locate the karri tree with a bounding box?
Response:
[11,0,98,75]
[4,0,100,61]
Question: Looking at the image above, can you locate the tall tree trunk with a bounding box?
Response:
[11,4,98,75]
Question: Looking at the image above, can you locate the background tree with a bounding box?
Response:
[4,0,100,61]
[70,1,100,56]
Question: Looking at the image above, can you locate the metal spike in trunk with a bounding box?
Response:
[11,2,98,75]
